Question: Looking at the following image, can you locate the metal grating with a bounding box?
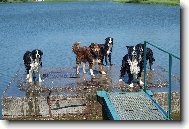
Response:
[107,92,166,120]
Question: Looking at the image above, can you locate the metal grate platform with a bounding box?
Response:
[97,91,167,120]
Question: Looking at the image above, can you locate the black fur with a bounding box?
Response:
[31,49,43,67]
[135,43,155,70]
[23,51,32,74]
[120,43,155,85]
[23,49,43,74]
[120,47,143,85]
[100,37,113,66]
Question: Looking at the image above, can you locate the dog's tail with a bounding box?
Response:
[72,41,80,55]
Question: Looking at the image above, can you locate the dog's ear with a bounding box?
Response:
[126,46,130,50]
[31,50,36,59]
[98,44,103,49]
[105,37,109,41]
[39,50,43,56]
[89,43,94,48]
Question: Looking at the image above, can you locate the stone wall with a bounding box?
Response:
[153,92,180,112]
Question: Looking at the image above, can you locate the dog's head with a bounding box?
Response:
[126,46,138,61]
[32,49,43,62]
[105,37,113,47]
[135,43,144,54]
[89,43,101,59]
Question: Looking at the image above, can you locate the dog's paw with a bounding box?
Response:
[101,71,106,75]
[91,74,95,79]
[39,78,42,83]
[26,74,29,80]
[129,83,134,87]
[139,80,144,86]
[76,74,80,78]
[119,79,123,82]
[28,78,32,83]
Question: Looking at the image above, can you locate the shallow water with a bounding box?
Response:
[0,2,180,116]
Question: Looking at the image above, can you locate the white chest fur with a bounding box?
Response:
[107,44,112,55]
[128,59,140,77]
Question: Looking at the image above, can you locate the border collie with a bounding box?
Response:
[23,49,43,83]
[72,41,106,79]
[119,43,155,87]
[135,43,155,70]
[100,37,113,66]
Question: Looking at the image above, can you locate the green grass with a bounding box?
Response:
[0,0,33,3]
[45,0,109,2]
[0,0,109,3]
[113,0,180,6]
[1,0,180,5]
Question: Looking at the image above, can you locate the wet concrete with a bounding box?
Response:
[2,65,180,120]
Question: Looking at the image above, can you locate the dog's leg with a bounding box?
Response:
[149,63,152,70]
[26,74,29,80]
[120,60,126,78]
[38,67,42,83]
[99,64,106,75]
[128,73,133,85]
[128,73,134,87]
[89,63,95,78]
[120,66,125,80]
[149,58,155,70]
[105,55,108,66]
[76,63,80,77]
[26,69,30,79]
[82,62,86,74]
[108,53,112,66]
[138,77,144,86]
[28,69,33,83]
[129,83,134,87]
[76,58,80,78]
[120,67,126,78]
[101,55,104,65]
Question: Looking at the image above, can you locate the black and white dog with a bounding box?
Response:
[135,43,155,70]
[23,49,43,83]
[100,37,113,66]
[119,43,155,87]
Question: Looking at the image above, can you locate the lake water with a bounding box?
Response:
[0,2,180,116]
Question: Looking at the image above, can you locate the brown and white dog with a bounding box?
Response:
[72,41,106,78]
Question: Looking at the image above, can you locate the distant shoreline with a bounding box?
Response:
[0,0,179,6]
[113,0,179,6]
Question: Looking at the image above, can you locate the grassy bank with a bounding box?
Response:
[0,0,110,3]
[0,0,33,3]
[1,0,180,5]
[45,0,110,2]
[113,0,180,6]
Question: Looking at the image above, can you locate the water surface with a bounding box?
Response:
[0,2,180,116]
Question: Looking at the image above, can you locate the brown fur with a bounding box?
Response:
[72,41,106,78]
